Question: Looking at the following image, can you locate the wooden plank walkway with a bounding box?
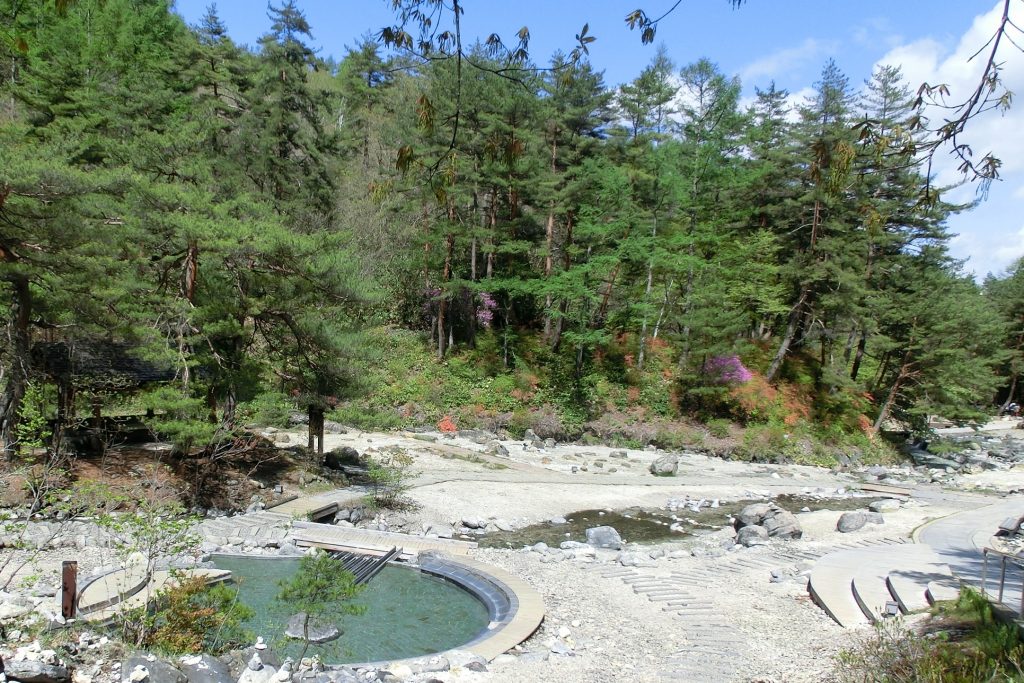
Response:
[266,488,369,520]
[291,521,477,556]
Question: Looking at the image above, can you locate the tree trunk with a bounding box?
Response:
[638,212,658,370]
[182,240,199,304]
[873,352,912,432]
[0,275,31,460]
[766,288,809,382]
[850,330,868,381]
[437,233,454,360]
[543,136,557,341]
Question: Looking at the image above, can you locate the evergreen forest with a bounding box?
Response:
[3,0,1024,466]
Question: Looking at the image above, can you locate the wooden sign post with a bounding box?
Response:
[61,561,77,619]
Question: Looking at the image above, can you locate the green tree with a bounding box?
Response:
[276,549,365,659]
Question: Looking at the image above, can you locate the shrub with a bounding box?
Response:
[838,588,1024,682]
[364,447,416,510]
[705,418,732,439]
[149,576,254,655]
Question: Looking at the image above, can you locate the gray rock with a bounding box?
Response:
[737,525,769,547]
[322,421,346,434]
[549,516,567,525]
[492,518,514,532]
[0,602,32,621]
[523,429,541,444]
[484,441,508,457]
[869,499,901,513]
[517,651,549,664]
[177,656,232,683]
[617,551,655,567]
[444,651,487,672]
[837,511,867,533]
[457,430,494,445]
[121,657,186,683]
[649,455,679,476]
[585,525,623,550]
[543,439,557,449]
[5,662,69,683]
[609,450,628,459]
[460,516,487,530]
[410,656,449,674]
[762,510,802,540]
[736,503,772,528]
[323,447,359,470]
[284,614,340,644]
[313,671,359,683]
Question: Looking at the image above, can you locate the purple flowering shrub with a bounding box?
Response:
[702,355,753,385]
[476,291,497,328]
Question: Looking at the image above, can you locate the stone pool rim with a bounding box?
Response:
[210,550,544,665]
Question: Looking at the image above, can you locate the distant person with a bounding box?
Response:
[1006,402,1020,417]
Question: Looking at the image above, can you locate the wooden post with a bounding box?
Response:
[61,561,77,619]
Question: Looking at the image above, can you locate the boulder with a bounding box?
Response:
[523,429,541,444]
[484,441,508,457]
[322,421,346,434]
[461,516,487,530]
[735,503,802,540]
[120,657,186,683]
[649,455,679,476]
[5,662,70,683]
[585,525,622,550]
[177,656,232,683]
[284,614,340,644]
[869,499,901,513]
[837,511,867,533]
[323,447,360,470]
[735,503,772,528]
[457,430,494,444]
[736,525,769,547]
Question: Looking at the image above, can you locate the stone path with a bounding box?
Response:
[195,510,293,548]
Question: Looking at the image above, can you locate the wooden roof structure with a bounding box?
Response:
[32,340,175,392]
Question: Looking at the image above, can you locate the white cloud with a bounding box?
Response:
[875,1,1024,278]
[740,38,835,86]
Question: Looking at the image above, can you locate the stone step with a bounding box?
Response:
[886,564,953,614]
[811,544,948,626]
[926,577,962,604]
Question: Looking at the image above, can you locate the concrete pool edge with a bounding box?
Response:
[413,552,545,661]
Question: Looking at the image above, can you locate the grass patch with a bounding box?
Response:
[838,587,1024,682]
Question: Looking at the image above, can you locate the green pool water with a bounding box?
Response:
[211,556,490,663]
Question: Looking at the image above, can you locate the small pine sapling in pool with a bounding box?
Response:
[276,549,365,659]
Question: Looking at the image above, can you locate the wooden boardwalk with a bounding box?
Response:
[266,487,369,520]
[290,520,477,556]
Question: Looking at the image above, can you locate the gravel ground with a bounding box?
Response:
[1,427,1014,683]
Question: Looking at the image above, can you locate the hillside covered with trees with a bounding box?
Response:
[2,0,1023,468]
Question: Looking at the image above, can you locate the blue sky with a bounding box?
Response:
[172,1,1023,279]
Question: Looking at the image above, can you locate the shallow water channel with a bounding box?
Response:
[211,556,490,663]
[477,495,883,548]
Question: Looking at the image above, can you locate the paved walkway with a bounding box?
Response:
[290,520,476,556]
[916,497,1024,605]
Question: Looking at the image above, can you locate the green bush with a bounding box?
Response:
[239,391,294,429]
[705,418,732,439]
[838,588,1024,683]
[149,577,254,655]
